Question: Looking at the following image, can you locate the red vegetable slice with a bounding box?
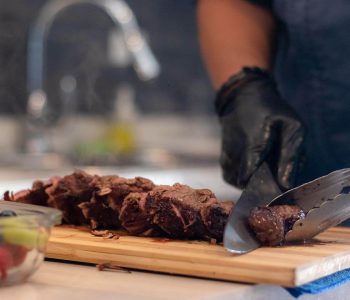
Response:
[0,246,14,280]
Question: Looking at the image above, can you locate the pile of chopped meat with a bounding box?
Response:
[3,170,234,242]
[248,205,305,246]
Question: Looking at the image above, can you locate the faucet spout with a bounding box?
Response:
[25,0,160,153]
[28,0,160,93]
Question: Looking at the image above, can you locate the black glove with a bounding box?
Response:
[215,67,306,190]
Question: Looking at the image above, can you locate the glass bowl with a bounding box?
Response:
[0,201,62,286]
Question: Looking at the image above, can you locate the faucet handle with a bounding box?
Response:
[27,89,58,126]
[27,90,48,122]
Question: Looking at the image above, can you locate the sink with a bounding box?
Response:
[0,165,241,201]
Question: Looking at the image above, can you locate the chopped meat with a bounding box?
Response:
[119,192,161,236]
[90,230,119,239]
[45,171,95,225]
[146,184,202,238]
[3,170,234,242]
[248,205,305,246]
[96,176,154,214]
[145,184,228,239]
[79,176,155,229]
[3,179,55,206]
[78,193,121,229]
[97,263,131,273]
[201,201,234,241]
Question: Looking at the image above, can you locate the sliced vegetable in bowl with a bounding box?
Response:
[0,201,62,286]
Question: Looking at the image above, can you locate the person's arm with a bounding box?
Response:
[196,0,276,89]
[196,0,305,190]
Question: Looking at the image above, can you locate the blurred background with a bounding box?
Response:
[0,0,221,169]
[0,0,243,202]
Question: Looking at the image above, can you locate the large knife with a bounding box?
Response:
[224,162,281,254]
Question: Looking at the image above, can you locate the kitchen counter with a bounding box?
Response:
[1,261,349,300]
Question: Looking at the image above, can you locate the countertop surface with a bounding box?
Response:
[0,261,349,300]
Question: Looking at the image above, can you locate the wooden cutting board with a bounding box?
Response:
[46,226,350,287]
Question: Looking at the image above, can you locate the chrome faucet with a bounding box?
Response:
[25,0,160,154]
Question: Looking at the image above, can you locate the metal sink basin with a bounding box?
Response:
[0,165,241,201]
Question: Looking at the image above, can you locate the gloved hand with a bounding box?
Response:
[215,67,305,190]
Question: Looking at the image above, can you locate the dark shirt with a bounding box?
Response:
[250,0,350,183]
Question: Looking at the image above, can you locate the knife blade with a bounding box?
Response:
[223,162,282,254]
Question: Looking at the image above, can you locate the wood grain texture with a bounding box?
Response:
[46,226,350,287]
